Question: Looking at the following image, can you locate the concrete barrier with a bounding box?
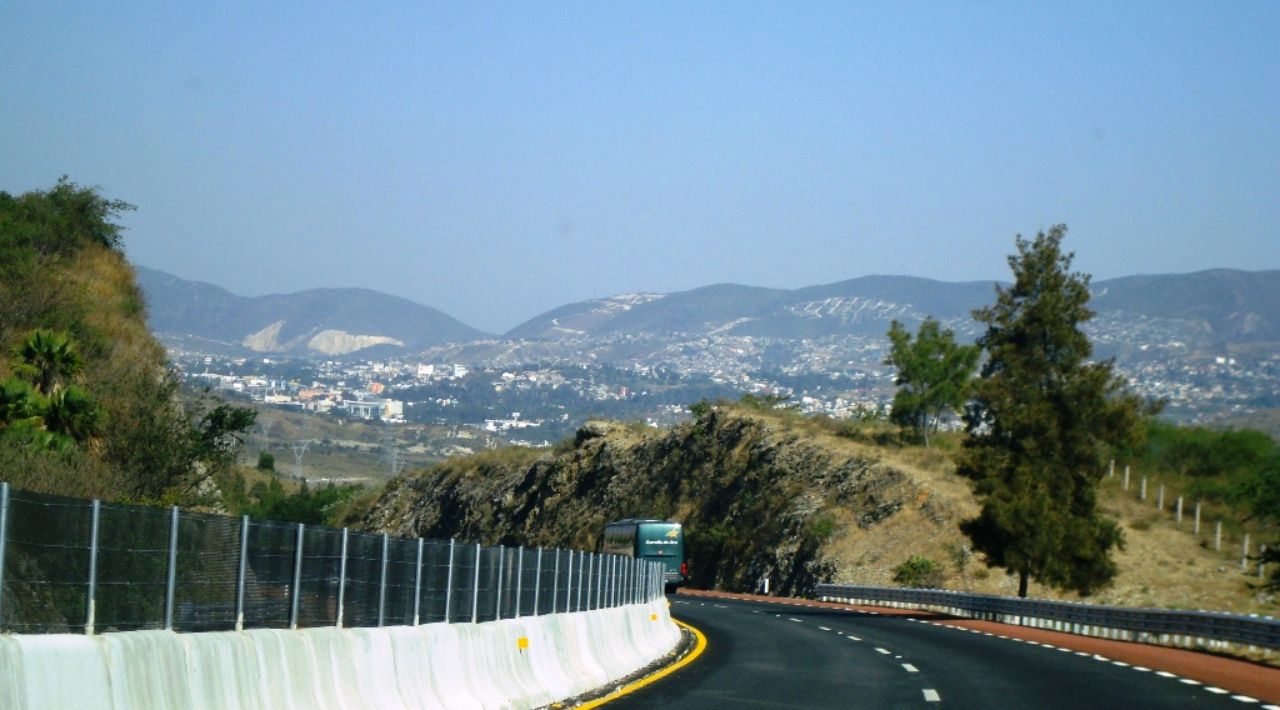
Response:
[0,599,679,710]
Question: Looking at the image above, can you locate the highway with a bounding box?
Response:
[605,595,1269,709]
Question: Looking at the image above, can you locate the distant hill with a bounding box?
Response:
[506,270,1280,346]
[136,267,491,357]
[138,267,1280,358]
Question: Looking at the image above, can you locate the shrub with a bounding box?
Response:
[892,555,944,588]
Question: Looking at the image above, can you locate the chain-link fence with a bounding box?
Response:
[0,482,665,635]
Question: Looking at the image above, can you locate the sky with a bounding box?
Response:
[2,2,1277,334]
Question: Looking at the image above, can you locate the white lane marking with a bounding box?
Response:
[923,689,941,702]
[819,626,832,631]
[1230,696,1259,704]
[1112,661,1130,667]
[1057,648,1071,653]
[902,664,919,673]
[875,647,891,655]
[1133,666,1151,672]
[1042,644,1056,649]
[847,636,862,642]
[1093,655,1110,662]
[1075,651,1090,657]
[713,604,727,609]
[1155,671,1177,678]
[1206,688,1229,694]
[789,618,803,623]
[1260,705,1280,710]
[1179,679,1201,686]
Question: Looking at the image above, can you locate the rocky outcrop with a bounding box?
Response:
[360,406,947,597]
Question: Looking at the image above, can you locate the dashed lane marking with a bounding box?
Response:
[818,626,832,631]
[923,689,941,702]
[847,636,862,642]
[1155,671,1177,678]
[1179,679,1202,686]
[875,647,892,655]
[902,664,919,673]
[789,618,803,623]
[1230,696,1259,704]
[1206,688,1230,695]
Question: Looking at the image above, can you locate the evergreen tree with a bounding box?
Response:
[884,318,979,446]
[957,226,1144,598]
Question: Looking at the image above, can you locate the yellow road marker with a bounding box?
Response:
[517,636,529,650]
[576,618,707,709]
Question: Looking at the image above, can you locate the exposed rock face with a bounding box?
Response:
[361,407,930,596]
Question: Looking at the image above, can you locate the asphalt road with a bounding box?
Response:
[606,596,1266,709]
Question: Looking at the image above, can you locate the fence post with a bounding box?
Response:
[164,505,179,630]
[85,499,101,635]
[337,527,349,628]
[1140,476,1147,501]
[533,548,542,616]
[1242,534,1251,572]
[471,543,481,624]
[495,546,505,620]
[1194,501,1201,536]
[413,538,423,626]
[290,523,305,630]
[378,532,389,627]
[597,554,604,609]
[1176,496,1183,526]
[236,515,249,631]
[577,552,585,612]
[0,482,8,631]
[1108,459,1114,479]
[1123,465,1130,490]
[515,546,524,619]
[444,538,456,623]
[562,550,571,613]
[547,550,558,616]
[1157,485,1164,511]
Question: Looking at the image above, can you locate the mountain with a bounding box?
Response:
[136,266,491,357]
[506,270,1280,346]
[137,266,1280,359]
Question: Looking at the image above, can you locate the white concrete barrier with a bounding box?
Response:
[0,599,680,710]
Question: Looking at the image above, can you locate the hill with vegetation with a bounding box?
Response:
[359,399,1280,614]
[0,180,253,504]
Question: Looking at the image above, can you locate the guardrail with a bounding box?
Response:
[815,584,1280,651]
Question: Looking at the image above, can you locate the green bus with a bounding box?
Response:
[601,519,687,592]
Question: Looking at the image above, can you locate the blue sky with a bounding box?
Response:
[3,2,1277,333]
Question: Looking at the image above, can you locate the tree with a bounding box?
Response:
[12,329,82,396]
[957,226,1144,598]
[884,318,979,446]
[892,555,945,588]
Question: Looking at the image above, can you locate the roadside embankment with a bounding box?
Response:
[0,599,679,710]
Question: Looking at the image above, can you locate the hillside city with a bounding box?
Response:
[167,323,1280,448]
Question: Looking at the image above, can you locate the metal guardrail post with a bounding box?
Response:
[236,515,249,631]
[576,552,584,612]
[0,482,8,631]
[533,548,542,616]
[336,527,348,628]
[290,523,305,630]
[413,538,423,625]
[85,499,100,635]
[471,543,481,624]
[444,538,455,623]
[560,549,569,613]
[515,546,524,619]
[164,505,179,630]
[495,546,504,620]
[378,532,389,627]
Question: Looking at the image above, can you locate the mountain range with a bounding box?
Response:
[136,266,1280,358]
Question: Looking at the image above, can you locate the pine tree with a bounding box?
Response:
[958,226,1144,598]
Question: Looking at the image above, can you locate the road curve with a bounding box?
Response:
[602,595,1275,709]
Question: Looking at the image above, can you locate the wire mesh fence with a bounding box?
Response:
[0,482,665,635]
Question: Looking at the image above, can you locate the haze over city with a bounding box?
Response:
[3,2,1277,332]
